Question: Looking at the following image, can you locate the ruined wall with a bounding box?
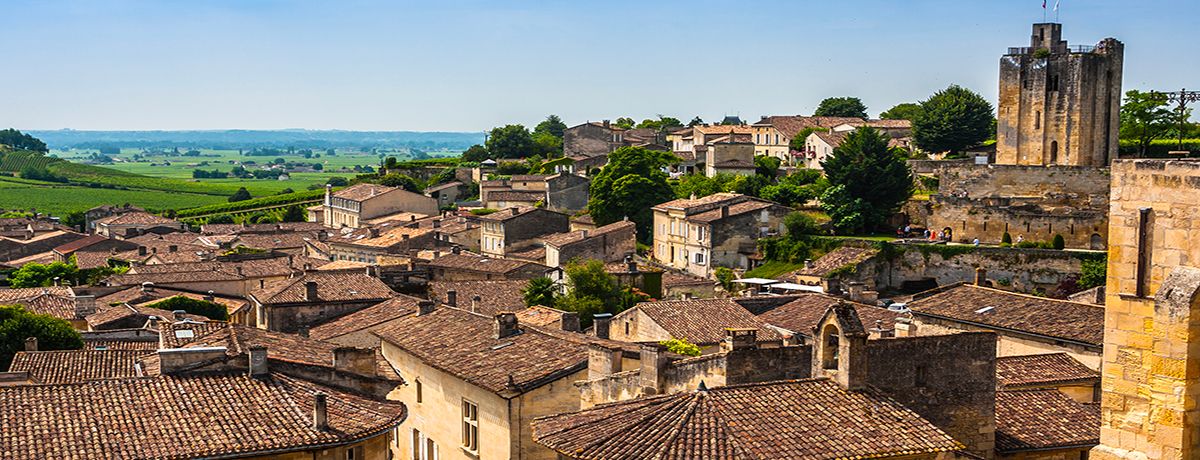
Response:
[936,164,1110,199]
[868,332,998,459]
[874,245,1100,294]
[927,195,1107,249]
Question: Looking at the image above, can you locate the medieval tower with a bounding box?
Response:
[995,23,1123,167]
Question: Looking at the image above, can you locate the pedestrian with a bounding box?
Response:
[973,238,980,246]
[1016,235,1024,244]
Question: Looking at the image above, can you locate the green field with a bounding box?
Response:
[0,179,226,216]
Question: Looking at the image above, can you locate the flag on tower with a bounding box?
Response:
[1042,0,1046,8]
[1054,0,1060,11]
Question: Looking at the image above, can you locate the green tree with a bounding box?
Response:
[326,177,349,186]
[9,261,79,288]
[789,126,828,151]
[714,267,737,293]
[0,305,82,369]
[635,115,684,131]
[207,214,235,224]
[461,144,489,162]
[819,127,913,234]
[588,147,676,243]
[1119,90,1175,157]
[814,97,868,118]
[614,117,635,129]
[672,174,727,199]
[553,259,644,329]
[1078,258,1107,289]
[276,188,294,195]
[754,155,781,178]
[379,173,422,192]
[783,211,820,236]
[281,205,307,223]
[522,277,557,307]
[146,296,229,321]
[879,102,925,121]
[228,187,252,202]
[688,116,704,127]
[486,124,536,159]
[912,85,995,154]
[1052,234,1066,250]
[533,115,567,139]
[0,129,48,152]
[532,131,563,158]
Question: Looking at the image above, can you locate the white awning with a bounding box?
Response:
[768,283,824,293]
[733,278,781,285]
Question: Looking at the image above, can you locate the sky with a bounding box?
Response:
[3,0,1197,132]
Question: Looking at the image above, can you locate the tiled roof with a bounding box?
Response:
[813,130,849,147]
[200,222,326,235]
[995,353,1099,389]
[82,338,159,351]
[8,350,147,384]
[425,253,543,274]
[515,305,571,327]
[374,306,623,395]
[51,234,109,254]
[486,190,544,203]
[532,379,962,460]
[909,284,1104,346]
[427,280,528,316]
[631,299,781,345]
[0,286,73,303]
[85,303,207,330]
[92,211,179,226]
[654,192,745,212]
[757,293,899,338]
[838,119,913,129]
[792,246,879,277]
[234,232,315,250]
[1,291,79,321]
[686,199,776,223]
[661,270,713,288]
[97,286,247,315]
[310,295,421,341]
[0,372,406,459]
[250,271,395,305]
[332,183,398,201]
[542,220,635,249]
[328,224,433,249]
[751,115,866,139]
[693,125,753,135]
[424,181,464,193]
[995,389,1100,453]
[107,256,299,285]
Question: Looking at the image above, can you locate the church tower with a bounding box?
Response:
[995,23,1123,166]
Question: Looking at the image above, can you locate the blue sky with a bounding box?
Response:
[3,0,1196,132]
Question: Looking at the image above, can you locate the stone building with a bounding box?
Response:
[247,269,396,333]
[651,193,790,277]
[322,183,438,229]
[92,211,184,239]
[326,223,435,264]
[423,251,550,282]
[996,23,1123,167]
[606,298,781,351]
[479,173,591,212]
[1091,159,1200,460]
[749,115,863,163]
[704,138,757,177]
[542,220,636,268]
[478,207,569,258]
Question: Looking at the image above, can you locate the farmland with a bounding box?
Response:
[0,176,226,216]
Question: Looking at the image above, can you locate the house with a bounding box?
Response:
[103,255,302,297]
[704,137,757,178]
[95,284,249,322]
[0,286,94,330]
[801,130,848,169]
[373,303,639,460]
[0,228,87,267]
[995,389,1099,459]
[309,295,424,347]
[995,353,1100,403]
[787,245,881,290]
[660,270,716,299]
[906,281,1104,369]
[327,224,436,264]
[755,292,901,345]
[322,183,438,229]
[607,298,782,351]
[247,269,396,333]
[423,251,550,281]
[480,173,591,212]
[563,121,626,159]
[651,193,790,277]
[669,125,754,175]
[92,211,184,239]
[478,207,569,257]
[750,115,864,163]
[424,181,466,207]
[83,204,143,233]
[830,118,914,137]
[542,220,636,268]
[426,280,529,315]
[50,234,138,269]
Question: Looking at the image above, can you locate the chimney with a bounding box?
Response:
[445,289,457,307]
[141,282,155,293]
[168,245,178,253]
[493,312,519,339]
[402,233,409,241]
[324,184,333,205]
[580,230,588,239]
[248,345,269,376]
[471,295,481,313]
[138,246,147,256]
[409,215,416,222]
[368,227,380,238]
[974,267,988,286]
[333,347,376,377]
[203,290,215,302]
[417,300,435,316]
[626,256,638,273]
[593,313,613,339]
[304,281,318,302]
[894,317,916,337]
[639,344,668,395]
[151,247,157,254]
[560,312,580,332]
[297,327,310,338]
[235,266,243,276]
[721,328,758,352]
[313,392,329,430]
[847,282,865,303]
[510,208,519,216]
[73,295,96,319]
[720,205,729,219]
[822,278,841,295]
[24,337,37,352]
[870,319,894,339]
[432,220,441,229]
[804,259,815,270]
[172,310,187,321]
[587,344,622,379]
[602,119,610,128]
[451,245,461,255]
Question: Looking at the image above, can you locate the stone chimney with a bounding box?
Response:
[580,229,588,239]
[313,392,329,430]
[560,311,580,332]
[894,317,916,337]
[368,227,380,238]
[493,312,519,339]
[137,246,147,256]
[721,328,758,352]
[445,289,457,307]
[602,119,610,128]
[24,337,37,352]
[822,278,841,295]
[304,281,318,302]
[510,208,519,216]
[593,313,613,339]
[248,345,269,376]
[172,310,187,321]
[587,344,622,380]
[847,282,865,302]
[471,295,481,313]
[451,245,461,255]
[333,347,376,377]
[974,267,988,286]
[625,255,637,273]
[869,319,894,339]
[141,282,155,293]
[73,295,96,319]
[639,344,668,395]
[720,205,729,219]
[203,290,215,302]
[297,327,309,338]
[804,259,815,270]
[417,300,435,316]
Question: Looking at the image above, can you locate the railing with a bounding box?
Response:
[1006,44,1096,55]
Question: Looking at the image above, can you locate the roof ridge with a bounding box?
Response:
[964,284,1103,309]
[652,392,706,460]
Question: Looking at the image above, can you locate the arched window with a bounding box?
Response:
[1050,141,1059,164]
[821,324,840,370]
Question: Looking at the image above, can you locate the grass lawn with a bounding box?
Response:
[743,260,805,279]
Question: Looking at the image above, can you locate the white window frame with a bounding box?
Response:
[462,399,479,455]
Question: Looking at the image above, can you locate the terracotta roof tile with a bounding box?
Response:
[9,350,147,384]
[995,353,1099,389]
[541,220,635,249]
[92,211,179,226]
[909,284,1104,346]
[425,253,544,275]
[791,246,879,277]
[486,190,545,202]
[309,296,421,341]
[757,293,899,338]
[515,305,571,327]
[532,379,962,459]
[332,183,398,201]
[1,291,79,321]
[630,299,781,345]
[249,271,395,305]
[751,115,866,138]
[82,338,159,351]
[427,280,528,316]
[995,389,1100,453]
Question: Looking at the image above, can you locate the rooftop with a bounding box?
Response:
[995,389,1100,453]
[424,253,545,275]
[541,220,635,249]
[92,211,179,227]
[908,284,1105,347]
[631,298,781,345]
[791,246,879,278]
[427,280,528,315]
[756,293,899,338]
[250,270,395,305]
[752,115,866,138]
[309,295,421,341]
[8,349,148,384]
[331,183,399,201]
[995,353,1099,389]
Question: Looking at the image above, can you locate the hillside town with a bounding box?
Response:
[0,18,1199,460]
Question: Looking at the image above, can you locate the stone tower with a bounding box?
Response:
[1092,159,1200,460]
[995,23,1123,167]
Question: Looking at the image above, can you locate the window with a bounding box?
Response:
[694,252,705,265]
[697,226,706,241]
[415,380,422,404]
[413,429,438,460]
[346,446,363,460]
[462,399,479,454]
[1035,111,1041,129]
[1135,207,1153,297]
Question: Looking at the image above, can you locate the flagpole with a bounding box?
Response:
[1055,0,1060,22]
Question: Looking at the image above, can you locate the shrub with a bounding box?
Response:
[0,305,82,369]
[1078,258,1107,289]
[1001,232,1012,245]
[714,267,736,293]
[660,338,702,357]
[1052,234,1066,250]
[146,296,229,321]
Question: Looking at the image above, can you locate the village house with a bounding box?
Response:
[426,280,528,315]
[478,206,569,258]
[801,130,847,169]
[50,234,138,269]
[479,173,591,212]
[651,193,790,277]
[542,220,635,268]
[750,115,864,163]
[704,137,757,178]
[83,204,143,233]
[373,303,640,460]
[562,121,667,172]
[92,211,184,239]
[103,254,303,297]
[0,224,86,268]
[424,180,466,207]
[322,183,438,229]
[246,268,396,333]
[754,292,901,345]
[995,353,1099,403]
[327,223,436,264]
[606,298,781,352]
[668,124,753,175]
[785,245,881,291]
[0,286,94,330]
[423,251,550,282]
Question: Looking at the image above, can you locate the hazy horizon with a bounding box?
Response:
[5,0,1197,132]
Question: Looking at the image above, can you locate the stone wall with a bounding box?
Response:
[871,244,1101,294]
[547,224,636,268]
[936,163,1110,200]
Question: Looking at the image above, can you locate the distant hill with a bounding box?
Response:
[27,129,485,151]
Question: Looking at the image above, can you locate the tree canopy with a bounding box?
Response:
[146,296,229,321]
[522,277,557,308]
[613,117,636,129]
[1119,90,1176,157]
[379,173,422,192]
[819,127,913,234]
[486,124,536,159]
[0,129,48,152]
[912,85,995,154]
[280,205,307,222]
[635,115,684,132]
[554,259,648,329]
[0,305,82,369]
[8,261,79,288]
[814,97,868,118]
[788,126,828,151]
[533,115,568,139]
[588,147,676,242]
[879,103,925,121]
[461,144,489,162]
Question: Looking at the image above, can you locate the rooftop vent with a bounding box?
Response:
[974,306,996,314]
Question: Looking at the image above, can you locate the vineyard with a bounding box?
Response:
[0,150,57,172]
[174,189,327,219]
